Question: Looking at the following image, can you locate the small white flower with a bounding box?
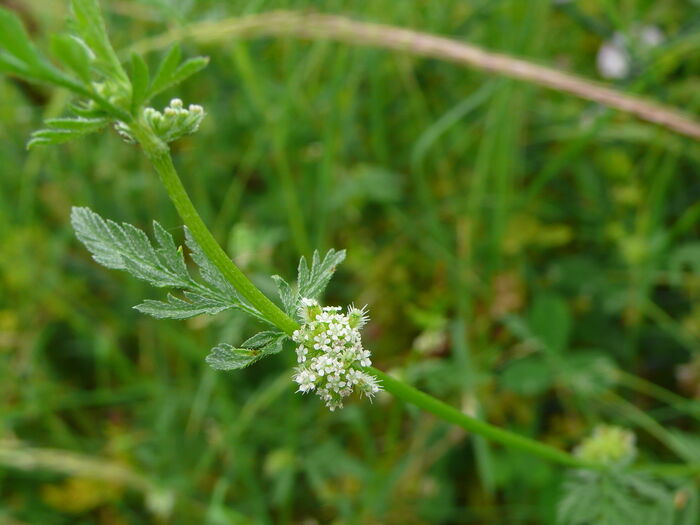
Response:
[291,299,381,410]
[597,39,630,79]
[596,25,664,80]
[294,368,317,393]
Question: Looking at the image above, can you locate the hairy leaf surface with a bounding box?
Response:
[71,206,261,321]
[297,249,346,300]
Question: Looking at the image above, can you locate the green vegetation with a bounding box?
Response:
[1,0,700,523]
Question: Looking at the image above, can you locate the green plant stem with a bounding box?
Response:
[130,122,298,335]
[370,367,599,470]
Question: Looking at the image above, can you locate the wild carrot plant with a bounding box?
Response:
[2,1,699,522]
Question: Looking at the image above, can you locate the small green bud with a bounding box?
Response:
[348,304,369,329]
[574,425,636,466]
[116,99,206,144]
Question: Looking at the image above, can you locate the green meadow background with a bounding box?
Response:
[2,0,700,523]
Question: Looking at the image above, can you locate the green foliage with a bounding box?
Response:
[500,355,552,396]
[148,46,209,100]
[27,117,109,149]
[70,0,128,85]
[529,293,571,354]
[0,0,208,149]
[71,206,262,321]
[297,249,346,301]
[206,332,287,370]
[49,34,93,83]
[129,53,150,113]
[272,249,346,318]
[0,9,71,88]
[558,470,679,525]
[72,206,297,370]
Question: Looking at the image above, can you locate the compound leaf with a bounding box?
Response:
[72,207,264,321]
[28,117,109,149]
[0,8,44,69]
[272,274,298,317]
[297,249,346,300]
[149,49,208,98]
[558,470,675,525]
[206,331,287,371]
[206,344,262,370]
[70,0,127,84]
[129,53,150,112]
[183,227,236,298]
[51,34,93,83]
[241,331,286,354]
[135,292,232,320]
[152,221,188,282]
[149,45,181,95]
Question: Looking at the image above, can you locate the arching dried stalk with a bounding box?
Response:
[131,10,700,141]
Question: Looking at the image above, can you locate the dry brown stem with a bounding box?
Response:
[131,10,700,141]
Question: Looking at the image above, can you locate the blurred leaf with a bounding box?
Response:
[668,243,700,286]
[330,165,404,212]
[50,34,93,83]
[664,430,700,462]
[559,352,616,396]
[0,8,45,69]
[297,249,346,300]
[679,485,699,525]
[149,48,208,98]
[529,293,571,353]
[27,117,109,149]
[149,45,181,93]
[0,8,69,86]
[502,314,539,345]
[559,470,674,525]
[70,0,128,84]
[500,355,552,396]
[129,53,150,112]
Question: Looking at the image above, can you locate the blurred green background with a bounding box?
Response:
[2,0,700,523]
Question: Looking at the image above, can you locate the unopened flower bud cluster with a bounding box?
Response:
[116,99,205,143]
[574,425,636,466]
[292,298,381,411]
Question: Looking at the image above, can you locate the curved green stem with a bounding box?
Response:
[130,122,298,335]
[370,367,600,470]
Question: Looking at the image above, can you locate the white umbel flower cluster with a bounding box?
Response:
[292,298,380,411]
[116,99,205,143]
